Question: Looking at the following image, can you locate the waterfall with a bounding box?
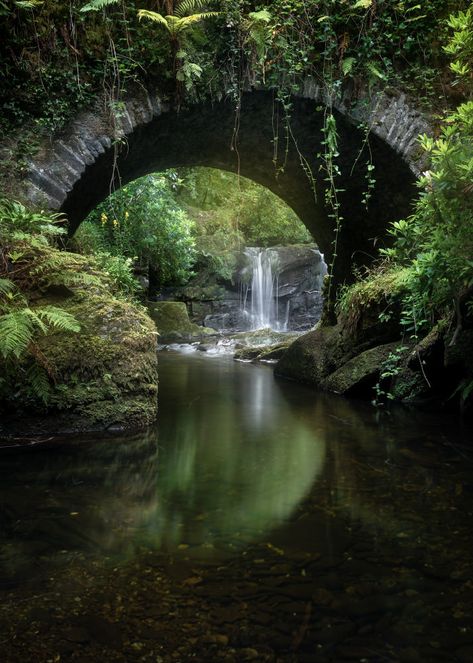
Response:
[241,248,283,331]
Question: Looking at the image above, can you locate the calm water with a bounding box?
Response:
[1,351,473,662]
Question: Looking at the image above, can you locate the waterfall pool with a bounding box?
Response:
[1,352,473,662]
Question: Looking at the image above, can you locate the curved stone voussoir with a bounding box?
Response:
[10,84,429,286]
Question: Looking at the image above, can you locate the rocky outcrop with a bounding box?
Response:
[148,301,215,343]
[163,245,326,333]
[276,313,473,414]
[276,324,347,385]
[323,342,400,398]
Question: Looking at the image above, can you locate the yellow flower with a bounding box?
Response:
[124,211,129,219]
[113,219,119,228]
[100,212,108,225]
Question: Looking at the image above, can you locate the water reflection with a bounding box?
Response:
[155,354,326,549]
[0,353,326,581]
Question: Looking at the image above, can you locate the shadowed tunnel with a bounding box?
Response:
[61,91,416,284]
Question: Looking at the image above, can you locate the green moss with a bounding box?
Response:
[337,266,412,333]
[391,369,426,402]
[148,301,215,343]
[323,342,399,397]
[0,241,158,432]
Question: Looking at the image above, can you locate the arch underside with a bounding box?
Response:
[60,91,416,283]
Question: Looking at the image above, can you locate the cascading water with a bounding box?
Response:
[241,248,283,331]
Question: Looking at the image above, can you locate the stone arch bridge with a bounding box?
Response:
[15,81,431,283]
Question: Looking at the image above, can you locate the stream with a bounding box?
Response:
[1,351,473,662]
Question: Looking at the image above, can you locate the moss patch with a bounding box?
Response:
[148,301,215,343]
[275,324,346,385]
[322,342,399,398]
[0,245,158,434]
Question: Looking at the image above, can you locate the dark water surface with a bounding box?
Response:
[1,351,473,662]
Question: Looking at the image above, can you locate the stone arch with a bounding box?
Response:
[20,84,430,282]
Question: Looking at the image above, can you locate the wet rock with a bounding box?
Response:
[63,626,90,643]
[148,301,215,343]
[234,346,262,361]
[322,342,399,398]
[275,324,345,385]
[312,621,356,644]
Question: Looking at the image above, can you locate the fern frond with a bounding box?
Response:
[26,363,51,403]
[13,0,43,9]
[175,12,220,30]
[24,308,48,333]
[248,9,271,24]
[49,272,102,288]
[175,0,216,19]
[0,278,15,295]
[138,9,171,31]
[0,311,34,358]
[80,0,120,12]
[36,306,81,333]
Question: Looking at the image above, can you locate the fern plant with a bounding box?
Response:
[0,198,66,242]
[138,0,220,101]
[80,0,120,13]
[0,198,82,404]
[0,281,80,402]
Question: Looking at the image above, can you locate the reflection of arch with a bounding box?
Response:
[22,88,426,282]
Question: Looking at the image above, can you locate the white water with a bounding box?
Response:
[241,248,284,331]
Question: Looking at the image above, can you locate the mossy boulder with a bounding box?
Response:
[322,342,399,398]
[0,248,158,435]
[38,294,158,431]
[148,301,215,343]
[234,341,296,363]
[275,324,346,384]
[337,266,410,349]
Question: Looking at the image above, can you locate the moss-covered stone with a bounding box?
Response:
[234,346,263,361]
[234,341,295,363]
[148,301,215,343]
[275,324,346,384]
[322,342,399,397]
[0,247,159,434]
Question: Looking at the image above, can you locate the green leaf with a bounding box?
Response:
[26,364,51,403]
[0,311,34,358]
[248,9,271,23]
[342,57,356,76]
[36,306,81,333]
[80,0,120,12]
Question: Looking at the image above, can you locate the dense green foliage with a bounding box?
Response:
[74,172,197,287]
[74,167,312,287]
[0,0,468,143]
[339,7,473,340]
[0,200,80,402]
[0,198,145,405]
[178,166,312,244]
[335,6,473,409]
